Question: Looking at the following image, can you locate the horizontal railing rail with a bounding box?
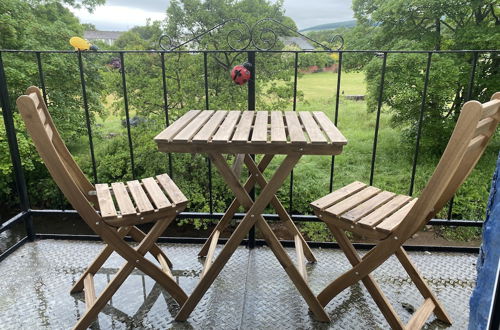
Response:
[1,47,498,261]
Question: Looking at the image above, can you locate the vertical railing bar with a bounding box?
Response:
[447,50,478,219]
[409,52,432,196]
[0,52,35,240]
[119,52,136,180]
[36,51,65,210]
[204,52,213,214]
[289,52,299,213]
[77,51,98,183]
[369,52,387,186]
[160,52,174,179]
[35,52,48,104]
[330,51,343,192]
[247,50,256,249]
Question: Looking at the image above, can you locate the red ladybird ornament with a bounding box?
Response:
[231,62,252,85]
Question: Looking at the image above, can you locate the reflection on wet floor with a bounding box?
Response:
[0,240,476,329]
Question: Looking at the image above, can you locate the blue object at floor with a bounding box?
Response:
[469,152,500,330]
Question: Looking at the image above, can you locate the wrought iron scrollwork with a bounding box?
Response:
[159,17,344,51]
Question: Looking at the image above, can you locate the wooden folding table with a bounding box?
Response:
[155,110,347,322]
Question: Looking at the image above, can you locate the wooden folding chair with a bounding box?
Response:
[16,86,189,330]
[311,93,500,329]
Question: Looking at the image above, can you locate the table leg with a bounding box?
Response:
[243,155,316,262]
[177,153,326,321]
[198,155,274,257]
[176,153,329,322]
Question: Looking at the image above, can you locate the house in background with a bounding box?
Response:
[84,31,123,46]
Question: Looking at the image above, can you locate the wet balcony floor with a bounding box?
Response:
[0,240,476,329]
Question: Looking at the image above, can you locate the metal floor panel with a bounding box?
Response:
[0,240,476,329]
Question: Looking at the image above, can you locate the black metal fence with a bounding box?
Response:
[0,46,498,262]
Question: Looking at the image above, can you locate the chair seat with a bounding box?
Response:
[95,173,187,227]
[311,181,417,239]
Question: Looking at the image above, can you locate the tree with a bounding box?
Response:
[348,0,499,150]
[0,0,104,208]
[88,0,303,217]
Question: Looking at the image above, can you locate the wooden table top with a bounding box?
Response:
[155,110,347,155]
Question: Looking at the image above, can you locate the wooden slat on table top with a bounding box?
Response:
[192,111,228,142]
[174,110,214,142]
[251,111,268,143]
[154,110,200,142]
[299,111,327,144]
[212,111,241,143]
[312,112,347,144]
[155,110,347,155]
[270,111,287,143]
[232,111,255,142]
[284,111,307,143]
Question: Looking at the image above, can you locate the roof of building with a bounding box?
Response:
[279,36,315,50]
[84,30,124,40]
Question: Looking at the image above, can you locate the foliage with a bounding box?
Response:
[0,0,104,208]
[347,0,499,149]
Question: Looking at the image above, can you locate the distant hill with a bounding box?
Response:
[299,20,356,32]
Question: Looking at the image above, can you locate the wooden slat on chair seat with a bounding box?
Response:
[142,177,171,209]
[376,199,418,234]
[212,111,241,143]
[127,180,154,213]
[95,184,117,219]
[325,186,381,215]
[111,182,136,216]
[357,195,413,229]
[156,174,188,205]
[311,181,366,210]
[342,191,396,222]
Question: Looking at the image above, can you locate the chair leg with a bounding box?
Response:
[129,226,173,269]
[71,226,131,293]
[316,230,398,308]
[395,247,452,324]
[74,217,187,329]
[326,224,405,329]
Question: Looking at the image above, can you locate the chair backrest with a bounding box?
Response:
[397,92,500,239]
[16,86,99,219]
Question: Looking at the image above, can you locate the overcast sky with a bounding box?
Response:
[71,0,354,31]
